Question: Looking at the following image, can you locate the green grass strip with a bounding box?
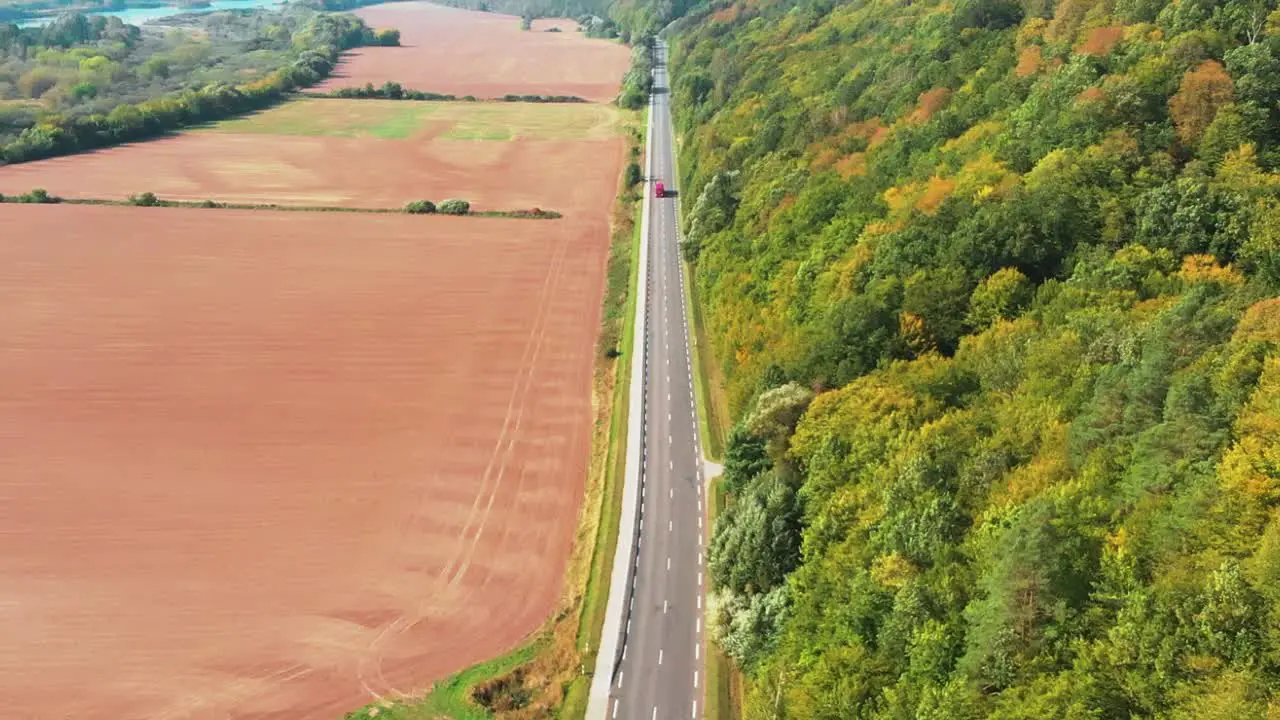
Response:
[683,256,725,461]
[576,196,642,657]
[704,476,735,720]
[341,639,545,720]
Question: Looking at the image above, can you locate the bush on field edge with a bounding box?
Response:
[3,187,61,204]
[439,199,470,215]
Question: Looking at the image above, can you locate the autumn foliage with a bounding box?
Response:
[908,87,952,124]
[1171,60,1236,144]
[1076,25,1124,56]
[670,0,1280,716]
[1015,45,1042,77]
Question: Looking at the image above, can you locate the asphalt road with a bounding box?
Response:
[607,42,707,720]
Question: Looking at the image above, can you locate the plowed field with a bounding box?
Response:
[0,99,629,210]
[0,204,612,719]
[314,2,631,102]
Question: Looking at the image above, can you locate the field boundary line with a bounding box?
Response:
[0,196,563,219]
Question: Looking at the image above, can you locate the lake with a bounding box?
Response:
[18,0,285,27]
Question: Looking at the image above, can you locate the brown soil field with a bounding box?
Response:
[0,203,613,719]
[0,100,630,211]
[313,2,631,102]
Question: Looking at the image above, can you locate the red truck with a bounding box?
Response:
[655,181,665,198]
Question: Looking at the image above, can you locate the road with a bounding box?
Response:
[588,40,708,720]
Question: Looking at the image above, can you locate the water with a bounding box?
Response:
[17,0,285,28]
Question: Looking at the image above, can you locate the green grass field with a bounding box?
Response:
[204,99,627,142]
[342,640,543,720]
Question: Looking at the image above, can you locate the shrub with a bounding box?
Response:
[625,161,642,188]
[20,188,58,204]
[405,199,437,214]
[129,191,160,207]
[439,199,470,215]
[199,199,220,208]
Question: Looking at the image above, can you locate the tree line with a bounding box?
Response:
[319,82,588,103]
[0,10,399,164]
[616,31,652,109]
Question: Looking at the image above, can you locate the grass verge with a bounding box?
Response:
[703,476,739,720]
[575,194,643,671]
[670,127,728,462]
[683,257,727,461]
[343,642,543,720]
[338,110,645,720]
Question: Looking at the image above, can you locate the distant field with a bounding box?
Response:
[0,203,612,720]
[210,99,438,139]
[314,2,631,102]
[208,97,625,141]
[0,99,632,210]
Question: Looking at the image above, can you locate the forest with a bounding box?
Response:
[666,0,1280,717]
[0,6,396,161]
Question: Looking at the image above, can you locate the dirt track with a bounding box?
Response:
[0,203,614,719]
[314,2,631,102]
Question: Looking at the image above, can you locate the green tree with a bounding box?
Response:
[439,198,471,215]
[709,471,803,596]
[128,191,159,206]
[968,268,1034,330]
